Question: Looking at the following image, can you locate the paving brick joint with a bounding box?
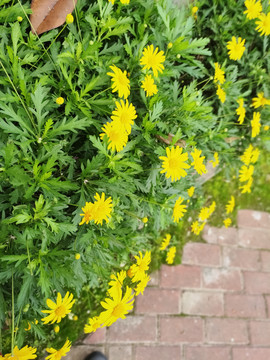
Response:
[65,210,270,360]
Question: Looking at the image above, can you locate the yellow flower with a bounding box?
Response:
[159,146,190,182]
[142,217,148,223]
[108,270,126,297]
[24,322,31,331]
[199,207,210,221]
[226,195,235,214]
[141,74,158,97]
[227,36,246,60]
[251,112,261,138]
[214,63,225,85]
[17,16,23,22]
[111,99,137,134]
[84,316,101,334]
[223,218,232,228]
[190,148,207,175]
[120,0,130,3]
[239,165,254,182]
[66,14,74,24]
[131,251,151,283]
[135,273,150,296]
[41,292,75,325]
[100,121,128,152]
[107,65,130,99]
[2,346,37,360]
[173,196,187,223]
[240,144,254,165]
[251,148,260,163]
[160,234,171,250]
[264,125,270,131]
[191,220,201,235]
[99,286,134,327]
[79,202,94,225]
[252,92,270,108]
[187,186,195,197]
[46,339,71,360]
[108,0,115,3]
[91,192,113,225]
[244,0,262,20]
[239,177,253,193]
[236,98,246,124]
[210,152,219,168]
[255,12,270,36]
[54,325,60,333]
[208,201,216,215]
[75,253,80,260]
[56,97,64,105]
[192,6,198,19]
[166,246,176,265]
[216,85,226,103]
[140,44,165,77]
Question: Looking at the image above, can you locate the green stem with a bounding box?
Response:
[11,273,14,355]
[26,240,33,276]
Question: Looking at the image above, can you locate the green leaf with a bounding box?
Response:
[47,117,91,138]
[43,217,59,233]
[29,84,50,131]
[17,275,34,309]
[89,135,108,156]
[11,21,21,56]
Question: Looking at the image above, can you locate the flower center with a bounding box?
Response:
[168,158,179,169]
[55,305,66,317]
[112,303,125,317]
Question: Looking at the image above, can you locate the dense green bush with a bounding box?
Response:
[0,0,269,357]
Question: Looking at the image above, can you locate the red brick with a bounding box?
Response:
[260,251,270,272]
[182,291,223,316]
[135,288,180,314]
[182,243,221,267]
[202,267,242,291]
[217,228,239,245]
[160,265,201,289]
[135,346,180,360]
[225,294,266,318]
[238,209,270,229]
[223,247,260,270]
[107,316,156,342]
[250,321,270,345]
[202,225,219,244]
[233,347,270,360]
[205,318,248,344]
[109,345,132,360]
[83,328,106,344]
[266,296,270,317]
[244,271,270,294]
[160,317,203,343]
[148,270,159,286]
[185,346,231,360]
[238,228,270,249]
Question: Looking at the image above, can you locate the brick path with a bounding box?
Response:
[65,210,270,360]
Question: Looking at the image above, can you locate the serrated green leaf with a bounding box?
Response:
[17,275,34,309]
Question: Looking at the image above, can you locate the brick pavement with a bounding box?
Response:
[65,210,270,360]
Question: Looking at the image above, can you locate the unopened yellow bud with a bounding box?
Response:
[264,125,269,131]
[73,315,78,321]
[142,217,148,223]
[66,14,74,24]
[54,325,60,333]
[168,42,173,49]
[127,268,134,278]
[17,16,23,22]
[75,253,81,260]
[56,97,64,105]
[177,54,181,59]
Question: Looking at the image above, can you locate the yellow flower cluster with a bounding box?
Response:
[79,192,113,226]
[213,63,226,103]
[236,99,246,124]
[191,201,216,235]
[239,145,260,194]
[159,233,177,265]
[244,0,270,36]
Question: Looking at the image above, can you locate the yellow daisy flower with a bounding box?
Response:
[46,339,71,360]
[107,64,130,99]
[130,251,151,283]
[172,196,187,223]
[239,165,254,182]
[108,270,126,297]
[236,98,246,124]
[214,63,225,85]
[91,192,113,225]
[187,186,195,197]
[166,246,176,264]
[244,0,262,20]
[111,99,137,134]
[223,218,232,228]
[226,195,235,214]
[251,112,261,138]
[160,234,171,250]
[2,346,37,360]
[141,74,158,97]
[208,201,216,215]
[99,286,134,327]
[190,148,207,175]
[120,0,130,3]
[135,273,150,296]
[100,121,129,152]
[84,316,101,334]
[191,220,201,235]
[227,36,246,60]
[41,292,75,325]
[159,146,190,182]
[255,12,270,36]
[251,92,270,108]
[199,207,210,221]
[79,202,94,226]
[140,44,165,77]
[240,144,254,165]
[216,85,226,103]
[239,177,253,194]
[210,152,219,168]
